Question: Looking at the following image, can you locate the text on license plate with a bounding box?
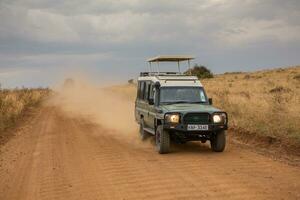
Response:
[187,124,209,131]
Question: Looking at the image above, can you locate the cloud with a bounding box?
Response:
[216,18,300,46]
[2,0,299,47]
[0,0,300,87]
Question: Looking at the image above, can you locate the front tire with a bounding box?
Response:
[155,125,170,154]
[210,130,226,152]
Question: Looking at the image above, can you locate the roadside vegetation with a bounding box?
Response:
[0,87,50,132]
[202,66,300,146]
[185,65,214,79]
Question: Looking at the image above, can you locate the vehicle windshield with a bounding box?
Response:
[160,87,208,104]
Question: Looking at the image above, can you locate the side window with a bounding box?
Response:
[149,83,154,99]
[137,81,141,99]
[139,81,145,100]
[144,82,149,100]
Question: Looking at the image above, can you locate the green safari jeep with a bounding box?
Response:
[135,56,228,154]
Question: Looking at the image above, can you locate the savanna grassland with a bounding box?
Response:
[0,88,50,132]
[202,66,300,147]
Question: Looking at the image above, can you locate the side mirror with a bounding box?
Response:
[148,98,154,105]
[208,98,213,105]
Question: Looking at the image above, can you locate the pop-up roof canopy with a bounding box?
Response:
[147,55,195,74]
[147,55,194,62]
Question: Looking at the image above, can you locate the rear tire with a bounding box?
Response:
[139,120,148,141]
[210,130,226,152]
[155,125,170,154]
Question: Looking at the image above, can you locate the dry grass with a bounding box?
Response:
[0,88,50,132]
[202,66,300,143]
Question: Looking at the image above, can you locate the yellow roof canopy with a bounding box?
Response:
[147,55,194,62]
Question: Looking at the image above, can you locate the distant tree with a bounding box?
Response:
[185,64,213,79]
[128,79,134,84]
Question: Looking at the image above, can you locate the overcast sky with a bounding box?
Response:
[0,0,300,88]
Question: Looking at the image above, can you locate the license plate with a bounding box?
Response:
[187,124,209,131]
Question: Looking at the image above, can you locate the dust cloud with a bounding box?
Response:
[49,77,139,141]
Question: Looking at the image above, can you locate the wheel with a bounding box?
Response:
[139,119,148,141]
[155,125,170,154]
[210,130,226,152]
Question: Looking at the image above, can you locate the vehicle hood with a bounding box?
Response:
[160,103,221,114]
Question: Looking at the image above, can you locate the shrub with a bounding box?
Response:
[293,74,300,80]
[244,74,251,79]
[269,86,291,93]
[185,65,213,79]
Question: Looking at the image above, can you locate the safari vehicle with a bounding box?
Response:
[135,55,228,154]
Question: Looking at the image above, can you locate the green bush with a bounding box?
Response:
[185,65,213,79]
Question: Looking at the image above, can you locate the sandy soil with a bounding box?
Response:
[0,83,299,200]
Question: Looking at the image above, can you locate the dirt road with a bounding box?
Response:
[0,105,299,200]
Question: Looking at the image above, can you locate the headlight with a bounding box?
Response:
[165,113,180,123]
[213,113,227,124]
[213,115,222,123]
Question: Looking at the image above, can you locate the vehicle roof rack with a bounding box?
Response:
[140,72,182,77]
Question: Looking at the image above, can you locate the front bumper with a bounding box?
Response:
[163,123,227,142]
[163,123,227,133]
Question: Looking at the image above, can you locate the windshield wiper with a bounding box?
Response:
[173,101,192,104]
[161,101,208,105]
[189,101,207,104]
[161,101,193,105]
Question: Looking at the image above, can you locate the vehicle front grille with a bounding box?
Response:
[183,113,210,124]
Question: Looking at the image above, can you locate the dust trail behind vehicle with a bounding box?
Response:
[49,78,139,141]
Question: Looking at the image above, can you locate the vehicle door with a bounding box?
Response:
[135,81,142,122]
[142,81,150,126]
[146,82,156,128]
[136,81,148,124]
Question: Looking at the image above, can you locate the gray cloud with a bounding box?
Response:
[0,0,300,87]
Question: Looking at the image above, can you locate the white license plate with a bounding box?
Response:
[187,124,209,131]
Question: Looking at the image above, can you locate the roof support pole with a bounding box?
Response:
[188,59,191,75]
[177,61,181,74]
[149,62,153,74]
[157,61,160,74]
